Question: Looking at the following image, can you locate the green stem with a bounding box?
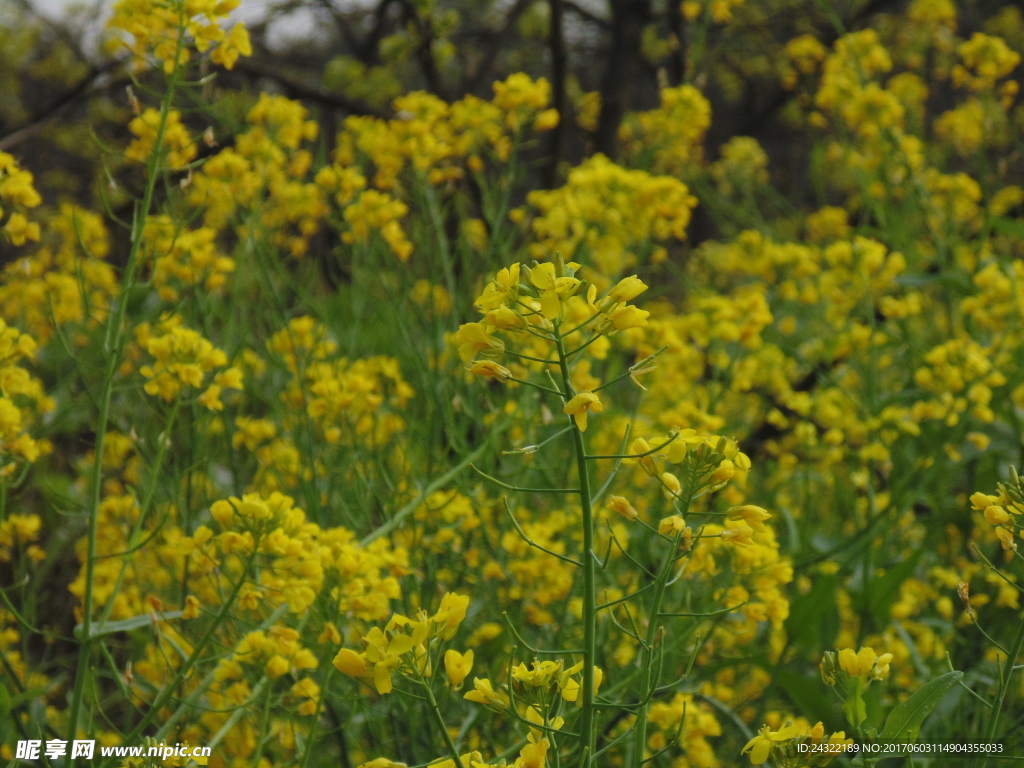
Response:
[423,676,463,765]
[630,528,685,768]
[207,677,268,751]
[107,545,261,763]
[300,663,336,768]
[554,327,596,768]
[94,397,182,632]
[66,27,187,756]
[251,679,274,768]
[361,439,495,546]
[979,616,1024,768]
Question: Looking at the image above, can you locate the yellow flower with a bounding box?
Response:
[209,23,252,70]
[265,655,290,678]
[558,662,603,706]
[475,263,521,312]
[514,738,548,768]
[996,526,1018,551]
[182,595,201,619]
[604,305,649,332]
[533,109,560,132]
[529,262,560,319]
[484,305,526,331]
[660,471,681,499]
[469,361,512,381]
[658,514,686,536]
[333,648,369,678]
[607,496,639,521]
[837,646,892,679]
[563,391,602,431]
[720,519,754,546]
[3,213,40,246]
[455,322,504,362]
[433,592,470,640]
[464,677,510,711]
[727,505,771,532]
[512,660,563,687]
[125,109,197,170]
[605,275,648,305]
[319,623,342,645]
[629,437,657,475]
[444,649,474,688]
[742,724,799,765]
[363,626,417,694]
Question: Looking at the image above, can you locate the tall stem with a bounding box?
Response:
[978,616,1024,768]
[424,677,463,765]
[66,29,185,756]
[630,525,686,768]
[554,329,596,768]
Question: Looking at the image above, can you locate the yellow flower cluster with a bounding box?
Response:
[525,157,698,275]
[710,136,770,197]
[951,32,1020,91]
[261,316,412,456]
[0,152,41,247]
[105,0,251,74]
[0,205,117,343]
[188,94,326,257]
[0,513,44,563]
[971,477,1024,552]
[618,85,713,175]
[835,646,893,680]
[333,593,469,693]
[0,320,52,472]
[125,108,197,170]
[143,215,235,301]
[56,482,408,763]
[341,189,413,261]
[742,721,852,766]
[136,315,242,407]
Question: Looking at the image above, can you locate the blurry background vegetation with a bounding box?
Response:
[4,0,1019,250]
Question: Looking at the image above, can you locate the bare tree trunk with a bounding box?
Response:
[542,0,568,187]
[666,0,687,86]
[594,0,651,158]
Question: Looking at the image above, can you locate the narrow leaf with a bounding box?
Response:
[879,670,962,743]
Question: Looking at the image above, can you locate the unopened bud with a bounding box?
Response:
[126,86,141,115]
[820,651,837,686]
[957,582,972,613]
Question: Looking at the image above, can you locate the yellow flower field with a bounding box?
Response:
[1,0,1024,766]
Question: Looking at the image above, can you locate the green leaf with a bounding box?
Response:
[73,610,183,640]
[844,675,867,729]
[990,216,1024,239]
[0,681,10,717]
[785,575,839,649]
[879,671,962,743]
[773,668,844,732]
[864,549,923,625]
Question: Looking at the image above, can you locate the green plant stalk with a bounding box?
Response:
[65,23,187,757]
[94,397,182,633]
[300,662,336,768]
[207,677,268,751]
[978,616,1024,768]
[95,546,262,768]
[630,527,686,768]
[144,602,290,751]
[250,679,274,767]
[423,675,463,765]
[554,329,596,768]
